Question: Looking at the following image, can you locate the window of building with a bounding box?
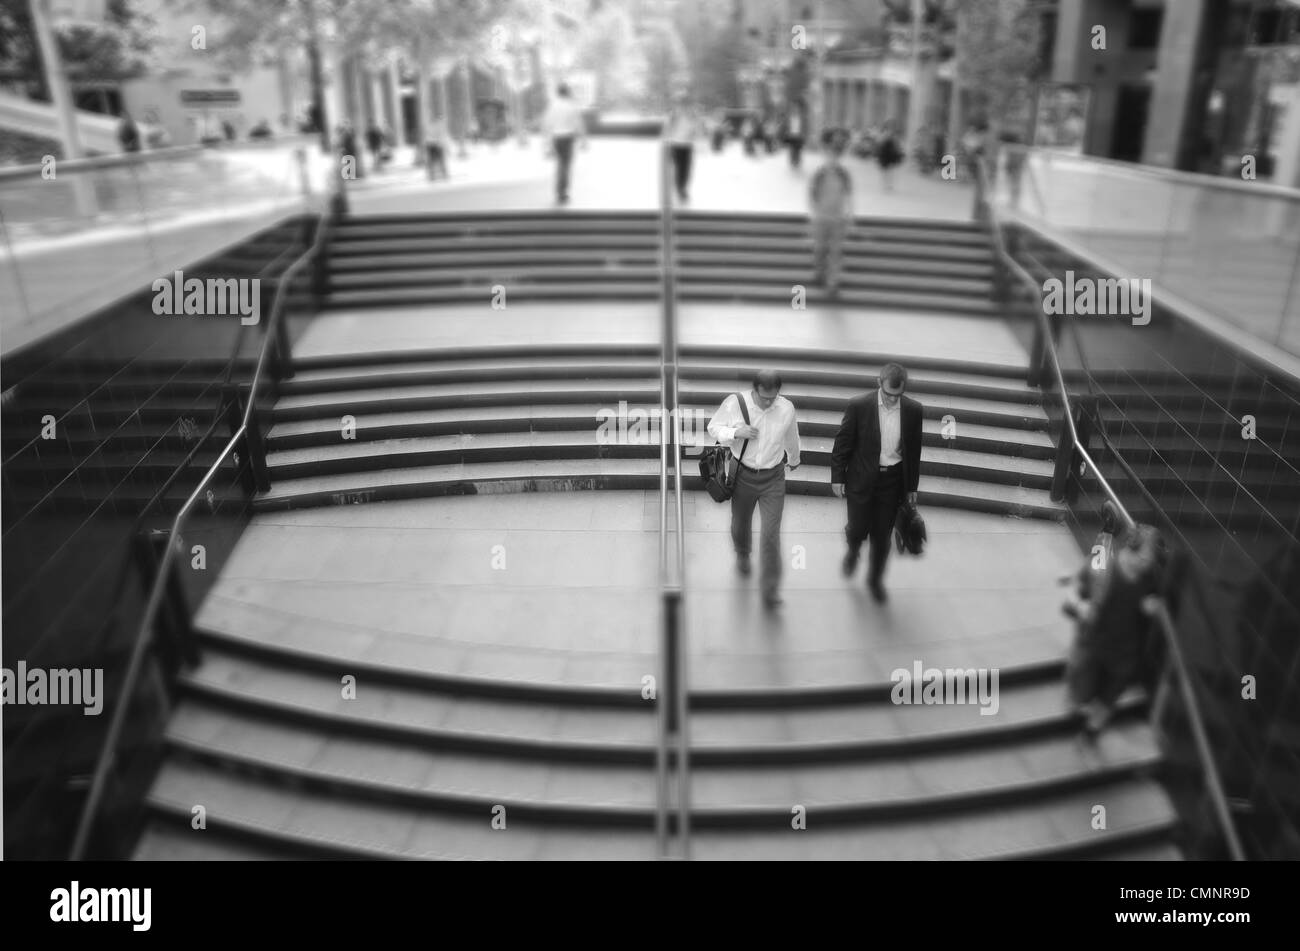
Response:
[1128,8,1163,49]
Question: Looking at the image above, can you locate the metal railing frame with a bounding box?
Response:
[976,153,1247,861]
[66,177,339,861]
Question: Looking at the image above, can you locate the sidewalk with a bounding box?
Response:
[346,135,979,220]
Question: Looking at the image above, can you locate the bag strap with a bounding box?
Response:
[734,392,751,466]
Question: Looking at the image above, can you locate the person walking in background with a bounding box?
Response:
[337,120,363,179]
[762,113,780,154]
[544,83,584,205]
[707,370,802,611]
[424,118,449,180]
[808,128,854,298]
[831,363,923,604]
[664,93,702,203]
[783,98,808,170]
[875,119,903,191]
[117,111,141,153]
[366,119,386,172]
[741,113,758,156]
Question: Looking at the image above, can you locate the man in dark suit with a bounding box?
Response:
[830,362,923,602]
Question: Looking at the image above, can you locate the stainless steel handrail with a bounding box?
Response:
[977,155,1246,861]
[67,185,336,861]
[655,139,690,859]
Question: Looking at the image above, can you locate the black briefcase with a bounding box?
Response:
[894,500,927,555]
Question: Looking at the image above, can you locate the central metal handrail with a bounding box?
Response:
[67,183,337,861]
[655,139,690,860]
[976,154,1246,861]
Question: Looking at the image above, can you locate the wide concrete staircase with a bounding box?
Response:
[128,211,1185,860]
[322,212,999,314]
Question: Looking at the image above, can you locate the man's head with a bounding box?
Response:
[878,362,907,409]
[824,127,848,157]
[751,368,783,410]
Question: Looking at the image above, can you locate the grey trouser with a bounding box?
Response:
[811,216,847,286]
[731,464,786,598]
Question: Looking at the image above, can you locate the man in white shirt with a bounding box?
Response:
[664,94,701,202]
[544,83,585,204]
[830,363,923,603]
[707,369,803,609]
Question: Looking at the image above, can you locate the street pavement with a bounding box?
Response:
[346,135,979,219]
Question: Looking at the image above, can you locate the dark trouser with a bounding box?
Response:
[553,135,575,200]
[731,464,786,599]
[670,144,693,199]
[788,136,804,169]
[425,143,447,179]
[846,464,904,586]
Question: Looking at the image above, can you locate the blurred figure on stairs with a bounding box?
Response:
[664,93,703,203]
[808,128,854,297]
[1063,515,1168,739]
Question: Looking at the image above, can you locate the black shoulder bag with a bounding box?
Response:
[700,392,750,503]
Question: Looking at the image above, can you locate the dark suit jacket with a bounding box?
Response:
[830,391,923,495]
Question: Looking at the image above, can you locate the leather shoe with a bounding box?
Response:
[736,553,752,577]
[868,579,887,603]
[842,550,859,578]
[763,593,783,610]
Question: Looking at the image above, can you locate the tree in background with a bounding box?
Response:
[952,0,1042,141]
[638,19,688,111]
[183,0,512,151]
[573,0,639,108]
[674,1,743,111]
[0,0,160,103]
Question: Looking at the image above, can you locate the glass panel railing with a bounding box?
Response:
[1,138,335,858]
[991,198,1297,859]
[994,145,1300,357]
[0,137,332,354]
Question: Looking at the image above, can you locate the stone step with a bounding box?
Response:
[137,753,1176,859]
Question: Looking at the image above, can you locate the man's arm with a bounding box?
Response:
[784,404,802,468]
[707,394,740,445]
[905,401,923,500]
[830,398,859,484]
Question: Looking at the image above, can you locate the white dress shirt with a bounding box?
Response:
[546,99,584,138]
[878,397,903,467]
[708,392,801,469]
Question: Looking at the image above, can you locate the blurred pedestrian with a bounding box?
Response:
[1062,519,1168,738]
[117,112,141,153]
[875,119,903,191]
[710,109,726,153]
[762,113,779,154]
[741,114,758,156]
[783,98,808,170]
[664,93,702,203]
[424,118,449,180]
[544,83,584,205]
[808,128,854,297]
[366,119,386,171]
[337,120,363,179]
